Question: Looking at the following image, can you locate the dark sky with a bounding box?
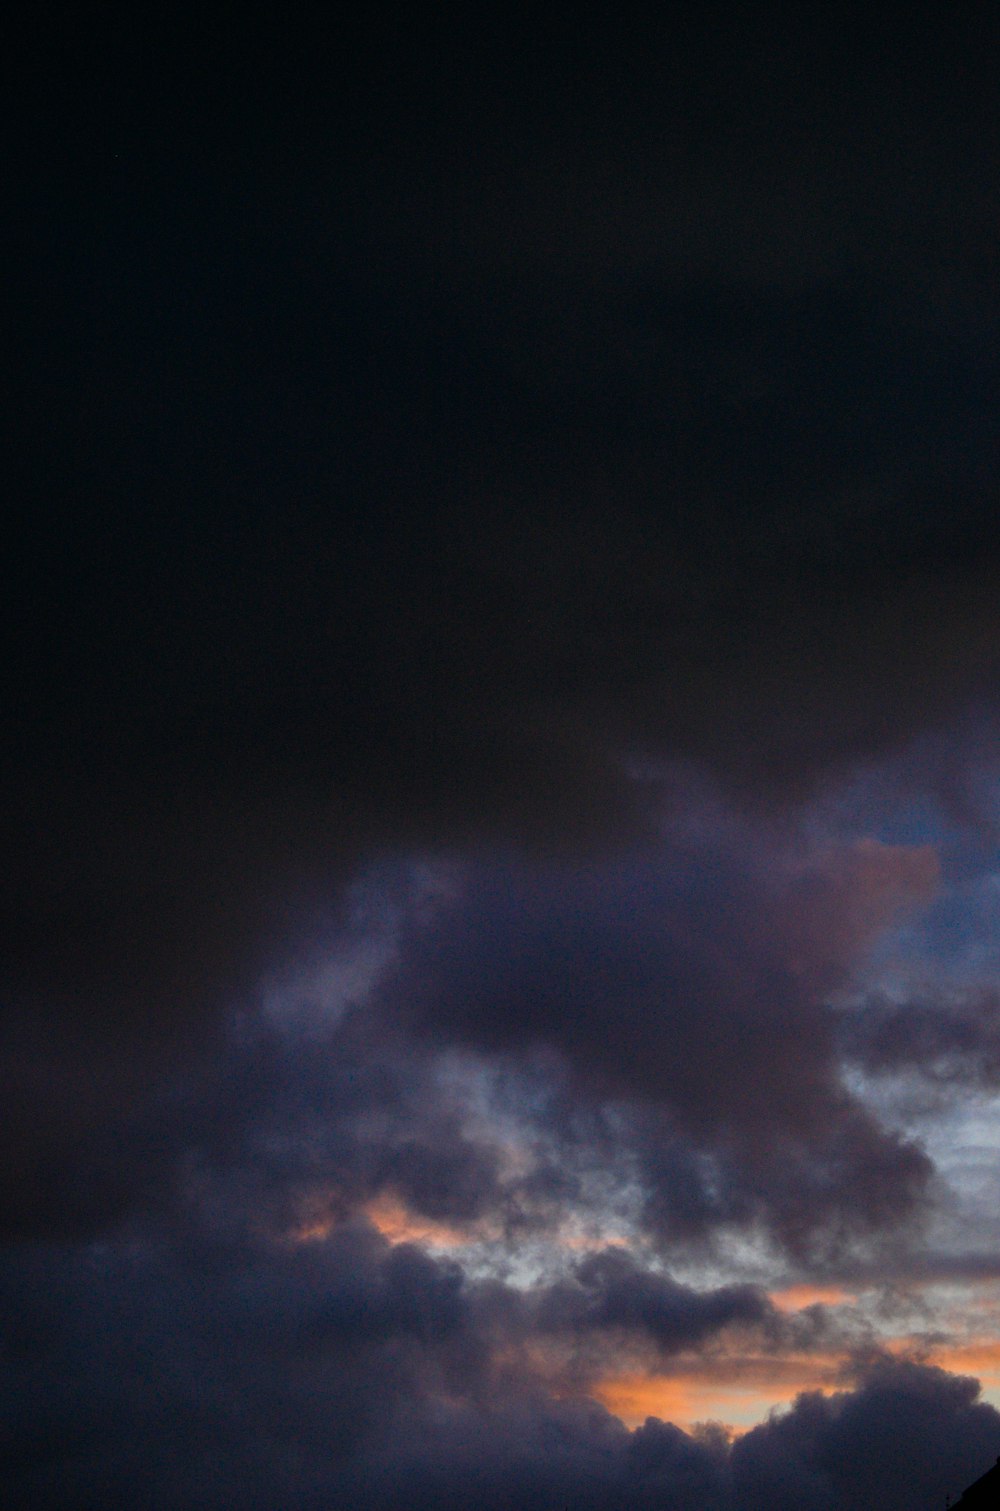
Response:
[4,7,1000,1507]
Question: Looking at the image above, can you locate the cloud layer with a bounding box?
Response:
[4,1202,999,1510]
[6,9,1000,1506]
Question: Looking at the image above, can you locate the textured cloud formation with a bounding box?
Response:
[377,838,936,1252]
[6,9,1000,1505]
[531,1246,770,1353]
[3,1203,998,1510]
[0,833,997,1502]
[0,829,938,1247]
[842,987,1000,1089]
[387,840,937,1122]
[731,1360,1000,1511]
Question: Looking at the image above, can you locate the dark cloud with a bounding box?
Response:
[5,11,1000,1498]
[841,987,1000,1089]
[2,1211,747,1508]
[532,1245,770,1353]
[4,8,1000,1098]
[732,1358,1000,1511]
[637,1099,930,1263]
[0,866,990,1500]
[3,1205,999,1510]
[3,825,941,1253]
[377,839,935,1251]
[0,1221,479,1509]
[387,842,937,1124]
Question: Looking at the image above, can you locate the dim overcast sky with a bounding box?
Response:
[5,6,1000,1508]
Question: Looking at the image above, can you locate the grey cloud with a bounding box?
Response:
[379,841,934,1251]
[637,1100,930,1263]
[841,988,1000,1089]
[4,1213,999,1510]
[5,11,1000,1501]
[732,1358,1000,1511]
[532,1245,771,1353]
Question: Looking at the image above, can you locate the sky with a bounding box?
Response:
[4,7,1000,1508]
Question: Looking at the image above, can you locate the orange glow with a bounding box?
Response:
[596,1373,707,1427]
[594,1351,843,1431]
[363,1192,482,1249]
[595,1361,839,1431]
[926,1338,1000,1382]
[555,1226,629,1251]
[771,1284,857,1312]
[289,1216,336,1244]
[280,1212,1000,1437]
[592,1320,1000,1435]
[284,1191,488,1249]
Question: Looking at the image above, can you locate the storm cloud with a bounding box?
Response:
[5,6,1000,1505]
[3,1202,998,1510]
